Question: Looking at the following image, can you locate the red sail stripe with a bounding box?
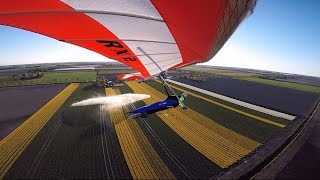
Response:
[151,0,226,67]
[0,0,150,77]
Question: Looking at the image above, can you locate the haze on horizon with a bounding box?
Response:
[0,0,319,77]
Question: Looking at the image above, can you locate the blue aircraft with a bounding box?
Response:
[129,76,188,118]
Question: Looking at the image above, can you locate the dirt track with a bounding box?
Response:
[0,84,67,140]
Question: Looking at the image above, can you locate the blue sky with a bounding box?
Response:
[0,0,319,77]
[205,0,320,77]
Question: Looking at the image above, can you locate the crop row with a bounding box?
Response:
[0,83,79,179]
[126,81,260,168]
[146,80,283,143]
[106,88,175,179]
[157,80,286,128]
[118,84,223,178]
[141,81,261,150]
[160,80,291,125]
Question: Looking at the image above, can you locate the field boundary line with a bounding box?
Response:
[166,79,295,121]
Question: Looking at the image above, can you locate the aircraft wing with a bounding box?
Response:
[117,72,143,81]
[0,0,257,77]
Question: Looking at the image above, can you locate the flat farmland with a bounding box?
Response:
[0,71,95,87]
[119,84,225,178]
[4,84,131,179]
[1,79,300,179]
[0,84,79,179]
[127,82,262,164]
[125,81,290,177]
[0,84,67,140]
[174,76,319,117]
[181,66,320,93]
[146,80,288,142]
[183,66,256,78]
[106,88,174,179]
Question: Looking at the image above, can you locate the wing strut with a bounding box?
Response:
[137,46,187,110]
[159,74,187,109]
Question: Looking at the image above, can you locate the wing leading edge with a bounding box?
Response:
[0,0,256,77]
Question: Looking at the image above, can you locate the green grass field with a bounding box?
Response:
[236,76,320,94]
[0,71,96,87]
[183,67,320,94]
[97,68,135,74]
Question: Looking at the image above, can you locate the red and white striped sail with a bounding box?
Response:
[0,0,256,78]
[117,72,144,81]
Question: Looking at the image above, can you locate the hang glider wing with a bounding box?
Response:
[117,72,143,81]
[0,0,257,78]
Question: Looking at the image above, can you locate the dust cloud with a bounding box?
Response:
[71,93,150,109]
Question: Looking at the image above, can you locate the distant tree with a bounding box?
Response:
[21,73,30,80]
[37,72,44,78]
